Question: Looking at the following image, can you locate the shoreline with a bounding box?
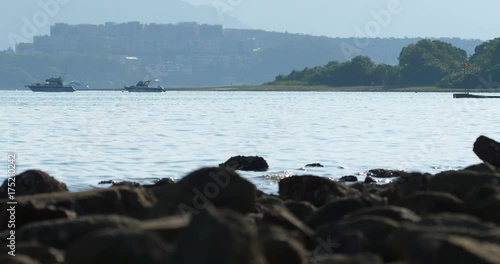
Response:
[3,85,500,93]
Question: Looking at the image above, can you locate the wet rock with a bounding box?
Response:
[15,215,142,249]
[0,200,76,231]
[0,186,155,225]
[144,178,175,188]
[473,135,500,169]
[111,181,141,188]
[364,176,376,184]
[464,163,499,174]
[0,255,40,264]
[152,167,257,217]
[385,172,432,203]
[0,170,68,198]
[429,170,500,198]
[219,155,269,171]
[306,254,383,264]
[256,195,285,213]
[66,228,172,264]
[393,191,465,215]
[342,206,420,223]
[388,213,500,250]
[259,226,307,264]
[314,216,400,259]
[13,243,65,264]
[464,186,500,224]
[306,197,373,229]
[284,201,317,222]
[279,175,357,207]
[392,233,500,264]
[339,175,358,182]
[333,231,370,255]
[140,215,190,243]
[262,206,314,249]
[305,163,324,168]
[368,169,409,178]
[175,206,266,264]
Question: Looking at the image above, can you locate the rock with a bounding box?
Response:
[0,170,68,198]
[473,135,500,169]
[392,234,500,264]
[256,195,285,213]
[429,170,500,198]
[464,186,500,224]
[306,254,383,264]
[262,206,314,249]
[388,213,500,251]
[175,206,266,264]
[258,226,307,264]
[219,155,269,171]
[0,255,40,264]
[393,191,465,215]
[152,167,257,217]
[111,181,141,188]
[0,200,76,231]
[385,172,432,203]
[11,243,64,264]
[364,176,376,184]
[306,197,373,229]
[144,178,175,188]
[339,175,358,182]
[305,163,324,168]
[368,169,409,178]
[140,215,190,243]
[464,163,499,174]
[66,228,172,264]
[0,186,155,227]
[15,215,142,249]
[314,216,400,259]
[342,206,420,223]
[284,201,317,223]
[279,175,357,207]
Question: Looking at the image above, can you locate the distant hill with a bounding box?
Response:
[0,21,485,89]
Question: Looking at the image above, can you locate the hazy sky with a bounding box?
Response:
[2,0,499,50]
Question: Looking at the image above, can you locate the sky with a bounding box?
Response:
[2,0,500,51]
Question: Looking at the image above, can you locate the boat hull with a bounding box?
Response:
[28,85,76,92]
[125,88,165,93]
[453,93,500,98]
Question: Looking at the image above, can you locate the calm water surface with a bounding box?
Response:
[1,91,499,193]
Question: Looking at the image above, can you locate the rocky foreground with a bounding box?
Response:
[0,136,500,264]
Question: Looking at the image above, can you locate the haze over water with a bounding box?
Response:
[1,91,499,193]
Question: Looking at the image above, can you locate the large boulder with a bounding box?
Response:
[152,167,257,217]
[261,206,314,249]
[284,201,317,223]
[14,215,142,249]
[219,155,269,171]
[429,170,500,198]
[279,175,358,207]
[258,225,307,264]
[140,215,190,244]
[0,186,156,230]
[342,206,420,223]
[175,206,266,264]
[306,196,382,229]
[65,229,172,264]
[0,170,68,198]
[384,172,431,203]
[464,186,500,224]
[393,191,465,215]
[473,135,500,169]
[8,243,64,264]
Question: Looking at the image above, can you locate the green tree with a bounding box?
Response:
[399,39,467,86]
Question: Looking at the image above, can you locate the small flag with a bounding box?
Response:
[464,62,471,67]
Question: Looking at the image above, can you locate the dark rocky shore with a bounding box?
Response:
[1,136,500,263]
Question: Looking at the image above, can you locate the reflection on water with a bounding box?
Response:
[1,91,499,193]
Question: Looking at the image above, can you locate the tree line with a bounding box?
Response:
[271,38,500,89]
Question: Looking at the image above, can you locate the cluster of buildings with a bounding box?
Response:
[16,22,261,85]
